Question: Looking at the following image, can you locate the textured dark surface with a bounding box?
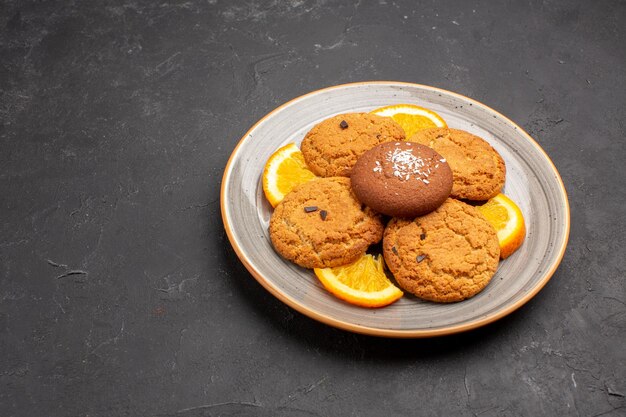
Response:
[1,1,625,416]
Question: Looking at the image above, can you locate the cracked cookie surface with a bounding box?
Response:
[301,113,405,177]
[270,177,384,268]
[409,128,506,200]
[383,198,500,302]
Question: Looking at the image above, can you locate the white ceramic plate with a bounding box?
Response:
[221,82,570,337]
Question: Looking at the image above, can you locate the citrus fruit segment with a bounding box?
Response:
[262,143,317,207]
[477,193,526,259]
[314,254,403,308]
[370,104,447,138]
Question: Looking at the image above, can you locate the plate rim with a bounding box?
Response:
[220,81,571,338]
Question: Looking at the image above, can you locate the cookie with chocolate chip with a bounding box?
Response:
[301,113,405,177]
[269,177,384,268]
[383,198,500,302]
[351,141,453,218]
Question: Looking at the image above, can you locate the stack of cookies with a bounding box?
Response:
[269,112,507,303]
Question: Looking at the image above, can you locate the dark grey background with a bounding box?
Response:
[1,1,625,416]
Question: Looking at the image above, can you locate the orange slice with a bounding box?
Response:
[314,254,403,308]
[262,143,317,207]
[477,193,526,259]
[371,104,447,138]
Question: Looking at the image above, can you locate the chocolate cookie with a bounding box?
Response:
[351,141,453,218]
[409,128,506,200]
[269,177,384,269]
[300,113,405,177]
[383,198,500,302]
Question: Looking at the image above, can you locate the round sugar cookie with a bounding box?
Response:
[269,177,384,269]
[409,128,506,200]
[300,113,405,177]
[383,198,500,302]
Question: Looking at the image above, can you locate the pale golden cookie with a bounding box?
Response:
[383,198,500,302]
[301,113,405,177]
[269,177,384,269]
[409,128,506,200]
